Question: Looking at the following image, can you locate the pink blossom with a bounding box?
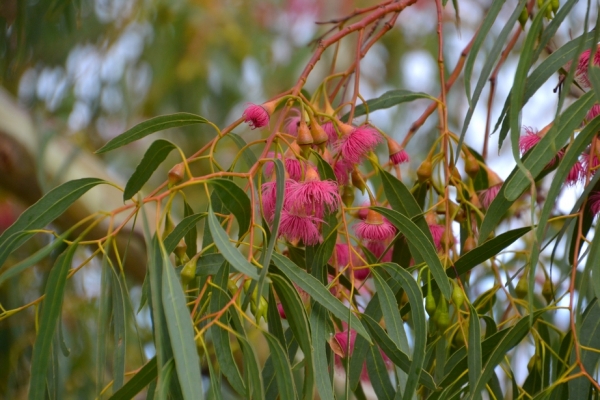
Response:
[574,48,600,88]
[285,111,301,136]
[366,240,386,257]
[330,243,350,268]
[355,210,395,241]
[583,150,600,175]
[285,158,303,181]
[357,202,370,220]
[332,330,357,358]
[261,180,293,223]
[286,171,340,216]
[587,104,600,121]
[429,224,445,250]
[353,267,371,280]
[335,125,383,164]
[519,127,541,154]
[322,121,338,145]
[243,103,271,129]
[278,210,322,245]
[479,183,502,209]
[390,149,410,165]
[333,159,352,185]
[277,303,286,319]
[566,161,585,186]
[590,192,600,216]
[264,152,282,177]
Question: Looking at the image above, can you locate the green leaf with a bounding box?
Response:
[96,248,112,395]
[271,253,371,342]
[263,332,298,400]
[208,179,252,235]
[210,262,246,395]
[366,344,396,400]
[468,304,482,400]
[342,90,436,121]
[312,150,337,182]
[111,267,127,391]
[163,213,206,255]
[183,201,197,258]
[195,253,225,276]
[148,236,174,372]
[589,65,600,105]
[207,206,260,280]
[467,311,544,400]
[96,113,207,154]
[28,244,77,400]
[464,0,506,105]
[456,0,525,157]
[374,207,452,301]
[161,248,204,399]
[0,178,106,268]
[227,132,259,172]
[109,358,157,400]
[380,263,427,400]
[362,315,437,390]
[372,271,409,354]
[155,358,175,400]
[449,227,531,277]
[0,230,69,287]
[123,139,177,201]
[569,299,600,399]
[270,274,314,400]
[310,303,335,400]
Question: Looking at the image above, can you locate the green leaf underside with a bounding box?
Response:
[0,178,106,268]
[96,113,207,154]
[271,253,371,343]
[123,139,177,201]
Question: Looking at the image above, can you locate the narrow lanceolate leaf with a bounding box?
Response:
[468,304,482,400]
[589,65,600,105]
[28,245,77,400]
[271,253,371,342]
[366,344,396,400]
[362,315,437,390]
[263,332,297,400]
[0,178,106,268]
[569,299,600,399]
[208,179,252,235]
[0,230,69,287]
[109,357,157,400]
[161,250,204,400]
[111,268,127,391]
[372,270,408,353]
[342,89,436,121]
[195,253,225,277]
[183,201,197,258]
[310,303,335,400]
[449,227,531,277]
[210,263,246,396]
[270,274,314,400]
[207,206,260,280]
[456,0,525,157]
[374,207,452,301]
[163,213,206,255]
[227,132,259,172]
[96,113,207,153]
[464,0,506,104]
[505,91,595,201]
[123,139,177,201]
[381,263,427,400]
[467,311,545,400]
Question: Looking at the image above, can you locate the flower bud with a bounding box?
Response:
[168,163,185,186]
[417,160,433,183]
[180,257,197,286]
[308,114,328,149]
[351,168,366,194]
[515,274,528,299]
[462,236,477,254]
[164,212,175,238]
[342,185,355,207]
[174,239,188,265]
[518,7,528,27]
[542,277,554,304]
[452,282,465,309]
[464,153,480,179]
[426,292,437,317]
[296,119,313,158]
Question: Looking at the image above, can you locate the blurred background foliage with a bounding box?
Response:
[0,0,595,398]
